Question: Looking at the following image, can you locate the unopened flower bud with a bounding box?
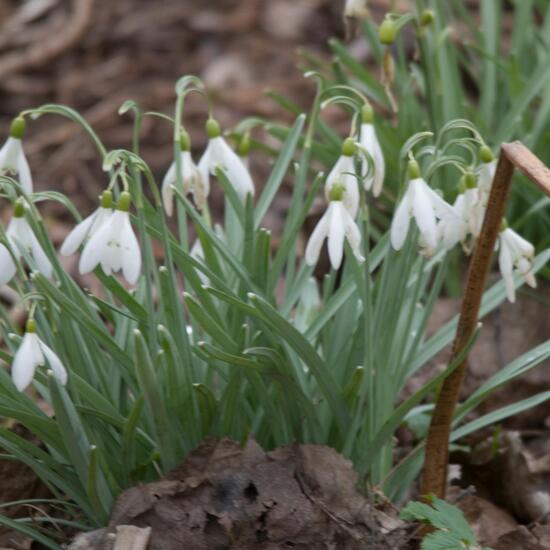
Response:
[420,9,434,26]
[379,17,397,45]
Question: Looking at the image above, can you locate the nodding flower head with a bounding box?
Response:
[79,192,141,285]
[359,104,385,197]
[498,223,536,303]
[198,118,254,201]
[61,190,114,256]
[6,199,52,278]
[0,116,33,193]
[390,160,455,254]
[324,138,360,219]
[305,184,364,271]
[11,318,67,392]
[162,129,205,215]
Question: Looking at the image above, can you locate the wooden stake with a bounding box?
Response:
[421,141,550,498]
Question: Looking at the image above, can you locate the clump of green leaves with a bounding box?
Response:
[401,495,493,550]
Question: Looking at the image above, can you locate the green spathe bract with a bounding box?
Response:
[0,74,548,549]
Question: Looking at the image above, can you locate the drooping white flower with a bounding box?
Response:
[162,130,206,215]
[441,173,482,253]
[391,161,455,252]
[0,242,17,286]
[198,119,254,200]
[359,105,385,196]
[498,225,536,303]
[79,191,141,285]
[6,199,52,277]
[11,319,67,392]
[60,191,113,256]
[0,117,33,194]
[324,138,360,218]
[305,186,364,270]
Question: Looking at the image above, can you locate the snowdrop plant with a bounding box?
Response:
[0,77,548,548]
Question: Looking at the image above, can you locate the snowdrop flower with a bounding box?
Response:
[11,319,67,392]
[198,118,254,200]
[359,104,385,196]
[324,138,360,218]
[79,192,141,285]
[6,199,52,277]
[0,117,33,194]
[60,190,113,256]
[391,160,455,252]
[498,223,536,303]
[441,173,481,253]
[162,130,206,216]
[305,184,364,270]
[344,0,369,19]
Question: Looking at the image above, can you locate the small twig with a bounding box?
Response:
[421,141,550,499]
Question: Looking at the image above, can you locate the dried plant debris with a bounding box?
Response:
[72,438,411,549]
[452,431,550,523]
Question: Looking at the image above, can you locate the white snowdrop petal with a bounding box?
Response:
[30,233,53,278]
[327,203,345,270]
[60,211,97,256]
[161,162,176,216]
[0,243,17,286]
[120,214,141,284]
[412,180,438,249]
[39,341,68,385]
[360,123,385,196]
[79,218,113,274]
[499,236,515,302]
[11,333,42,392]
[16,145,33,194]
[343,208,364,262]
[304,210,330,267]
[391,189,412,250]
[216,138,255,199]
